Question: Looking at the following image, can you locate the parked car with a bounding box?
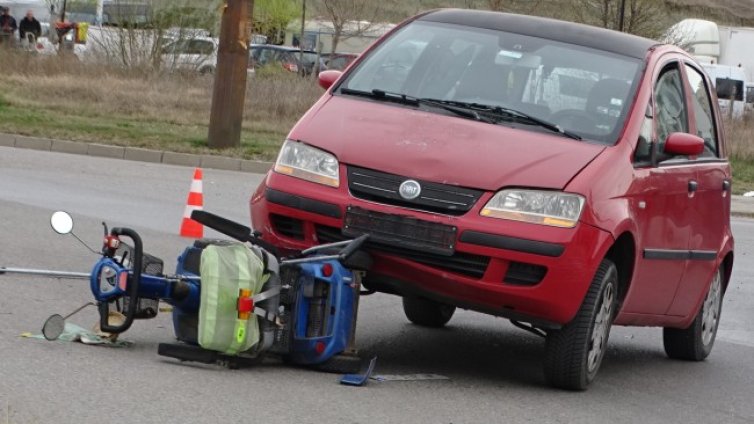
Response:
[251,9,734,390]
[161,36,218,74]
[249,44,324,75]
[325,52,358,71]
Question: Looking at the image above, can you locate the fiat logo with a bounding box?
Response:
[399,180,422,200]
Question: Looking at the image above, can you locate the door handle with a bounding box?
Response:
[688,180,698,193]
[722,180,731,192]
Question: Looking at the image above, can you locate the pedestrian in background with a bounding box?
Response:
[19,10,41,43]
[0,7,18,46]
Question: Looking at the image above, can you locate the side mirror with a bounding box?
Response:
[318,70,342,90]
[663,132,704,157]
[50,211,74,235]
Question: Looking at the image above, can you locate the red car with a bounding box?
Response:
[251,9,734,389]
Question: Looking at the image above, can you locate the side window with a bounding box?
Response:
[654,65,689,152]
[683,64,719,157]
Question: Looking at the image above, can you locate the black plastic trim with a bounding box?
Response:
[643,249,717,261]
[265,188,342,219]
[363,273,561,330]
[689,250,718,261]
[460,231,565,257]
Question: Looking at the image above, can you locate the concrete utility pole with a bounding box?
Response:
[207,0,251,149]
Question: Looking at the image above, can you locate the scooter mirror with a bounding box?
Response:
[42,314,66,340]
[50,211,74,235]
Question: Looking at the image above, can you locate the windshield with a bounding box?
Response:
[339,21,643,144]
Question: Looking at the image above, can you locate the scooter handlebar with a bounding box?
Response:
[190,210,251,242]
[98,227,142,334]
[339,234,369,262]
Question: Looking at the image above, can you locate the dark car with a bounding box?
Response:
[249,44,324,75]
[325,53,358,71]
[251,9,734,390]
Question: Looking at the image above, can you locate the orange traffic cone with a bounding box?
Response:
[180,167,204,238]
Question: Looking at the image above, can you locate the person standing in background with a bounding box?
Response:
[19,10,41,42]
[0,7,18,46]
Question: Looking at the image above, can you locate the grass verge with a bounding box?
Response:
[0,54,322,160]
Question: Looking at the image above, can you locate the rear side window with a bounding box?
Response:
[716,78,744,101]
[683,65,718,157]
[654,65,688,151]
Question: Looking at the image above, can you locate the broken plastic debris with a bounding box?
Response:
[340,357,378,387]
[21,322,131,347]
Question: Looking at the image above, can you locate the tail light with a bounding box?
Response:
[283,62,298,73]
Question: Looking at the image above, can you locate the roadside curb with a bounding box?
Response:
[3,133,273,175]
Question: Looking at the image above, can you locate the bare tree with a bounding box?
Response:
[571,0,669,38]
[316,0,389,53]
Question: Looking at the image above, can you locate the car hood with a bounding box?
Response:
[290,96,606,191]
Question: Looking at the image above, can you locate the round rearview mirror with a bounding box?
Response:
[50,211,74,235]
[42,314,66,341]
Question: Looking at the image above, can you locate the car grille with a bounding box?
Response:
[347,166,484,216]
[316,225,489,279]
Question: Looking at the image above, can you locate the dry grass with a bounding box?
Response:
[726,117,754,160]
[725,117,754,194]
[0,53,322,160]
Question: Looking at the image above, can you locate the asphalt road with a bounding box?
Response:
[1,147,753,424]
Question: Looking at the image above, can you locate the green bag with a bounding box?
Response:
[198,243,267,355]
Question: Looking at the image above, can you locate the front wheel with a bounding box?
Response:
[544,259,618,390]
[663,267,724,361]
[402,296,455,328]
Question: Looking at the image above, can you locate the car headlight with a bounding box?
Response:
[274,140,339,187]
[481,189,585,228]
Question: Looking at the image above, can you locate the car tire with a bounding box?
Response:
[663,267,724,361]
[199,66,214,75]
[402,296,455,328]
[544,258,618,390]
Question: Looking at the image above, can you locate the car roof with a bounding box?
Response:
[419,9,659,60]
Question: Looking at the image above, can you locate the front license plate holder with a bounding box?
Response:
[342,206,457,256]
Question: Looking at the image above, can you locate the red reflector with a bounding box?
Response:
[315,341,325,355]
[105,235,120,249]
[238,297,254,313]
[322,263,333,277]
[118,272,128,290]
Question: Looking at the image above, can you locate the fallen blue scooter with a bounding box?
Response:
[1,210,370,373]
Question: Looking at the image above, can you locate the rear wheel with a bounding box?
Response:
[663,267,723,361]
[544,259,618,390]
[402,296,455,328]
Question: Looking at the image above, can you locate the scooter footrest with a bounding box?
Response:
[158,343,218,364]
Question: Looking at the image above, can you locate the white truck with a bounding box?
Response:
[668,19,753,117]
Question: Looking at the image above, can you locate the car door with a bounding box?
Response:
[182,39,214,70]
[623,60,695,315]
[666,62,731,316]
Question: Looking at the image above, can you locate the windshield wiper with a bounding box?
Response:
[420,99,583,140]
[340,89,582,139]
[340,88,490,123]
[340,88,418,105]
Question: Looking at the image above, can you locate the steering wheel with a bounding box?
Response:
[550,109,600,133]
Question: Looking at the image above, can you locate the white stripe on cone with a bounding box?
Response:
[183,204,203,219]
